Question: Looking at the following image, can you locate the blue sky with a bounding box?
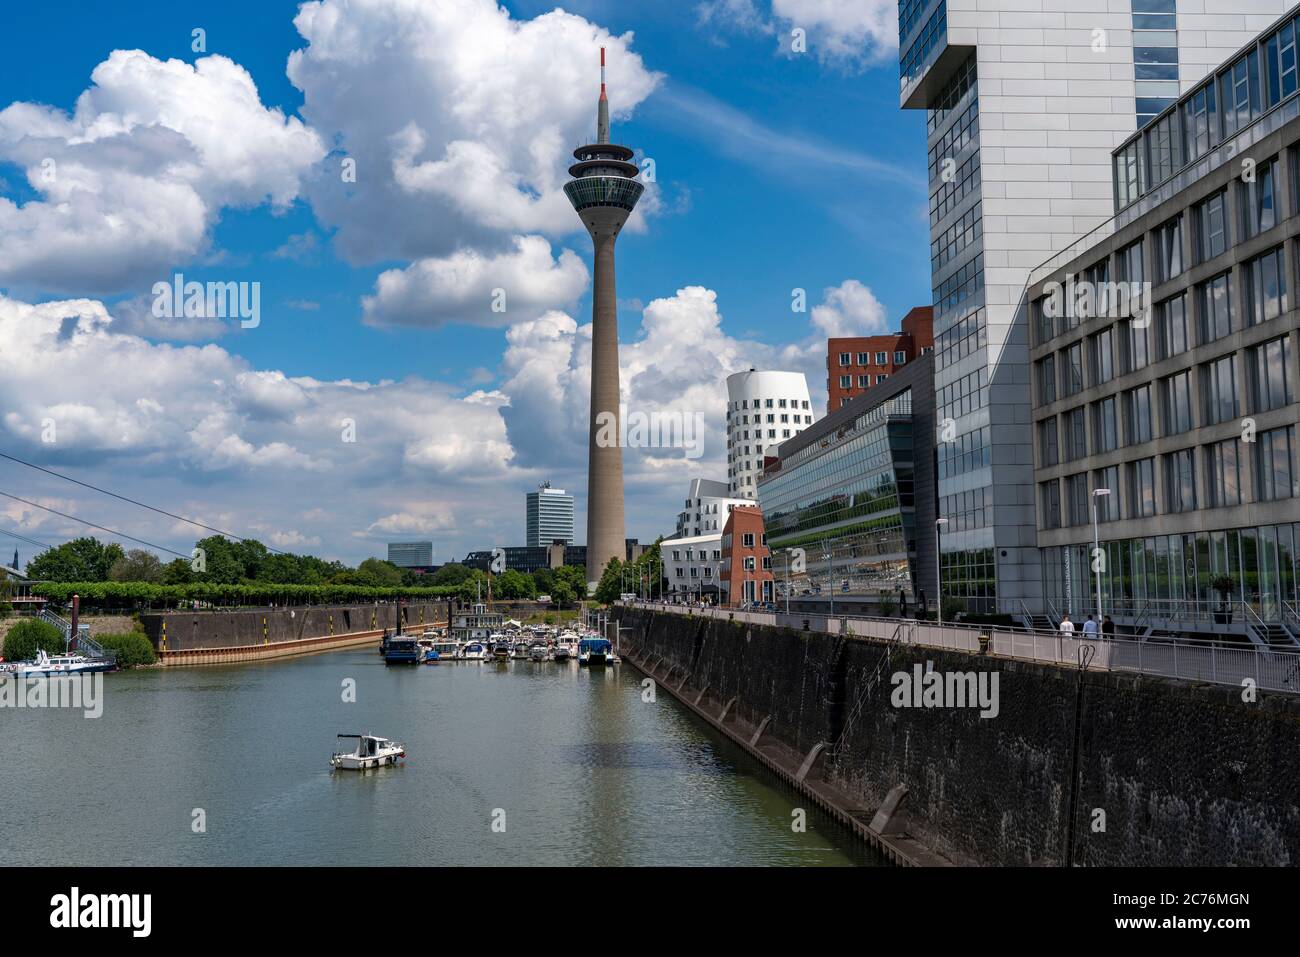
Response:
[0,0,928,567]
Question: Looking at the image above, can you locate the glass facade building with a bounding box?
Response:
[525,483,575,547]
[759,357,937,613]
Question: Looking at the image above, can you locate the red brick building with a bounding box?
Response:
[719,506,773,606]
[825,306,934,413]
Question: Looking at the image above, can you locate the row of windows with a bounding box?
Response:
[938,425,991,480]
[939,486,991,533]
[935,308,986,373]
[931,205,981,276]
[935,258,983,319]
[729,398,810,412]
[1037,334,1294,465]
[838,374,892,389]
[928,97,979,184]
[937,366,988,423]
[836,350,908,367]
[1039,425,1298,530]
[929,150,980,228]
[1036,248,1291,402]
[927,53,976,136]
[939,547,996,601]
[901,1,946,91]
[1115,12,1300,207]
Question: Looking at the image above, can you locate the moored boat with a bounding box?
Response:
[577,636,615,666]
[461,641,489,661]
[329,733,406,770]
[8,648,116,677]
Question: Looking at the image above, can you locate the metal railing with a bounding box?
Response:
[619,600,1300,694]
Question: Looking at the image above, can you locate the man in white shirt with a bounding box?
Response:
[1082,615,1098,636]
[1059,615,1075,635]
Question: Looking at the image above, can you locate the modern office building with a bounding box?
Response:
[827,306,934,412]
[462,539,643,574]
[662,533,723,601]
[564,48,644,585]
[719,506,774,606]
[1027,6,1300,646]
[673,478,751,538]
[726,369,815,500]
[899,0,1291,613]
[387,541,433,568]
[525,482,575,547]
[760,355,938,615]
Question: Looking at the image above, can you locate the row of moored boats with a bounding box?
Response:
[380,623,618,667]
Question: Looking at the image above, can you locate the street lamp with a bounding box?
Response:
[1091,488,1110,624]
[935,518,948,623]
[823,545,835,617]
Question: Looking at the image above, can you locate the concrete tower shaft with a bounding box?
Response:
[563,47,644,587]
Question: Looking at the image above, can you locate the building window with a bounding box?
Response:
[1156,293,1188,359]
[875,351,887,365]
[1256,426,1297,501]
[857,375,869,388]
[1264,17,1298,107]
[876,374,888,384]
[855,352,867,365]
[1119,237,1144,285]
[742,533,754,547]
[1061,342,1084,396]
[1093,396,1118,453]
[1064,407,1088,461]
[1126,457,1157,518]
[1040,480,1061,529]
[1038,417,1059,467]
[1036,356,1057,404]
[1205,439,1243,507]
[1124,317,1151,373]
[838,352,850,366]
[1093,465,1120,521]
[1194,190,1228,262]
[1220,49,1262,139]
[1153,217,1182,283]
[1244,246,1286,325]
[1065,473,1089,527]
[1248,336,1294,412]
[1124,384,1154,445]
[895,351,907,364]
[1163,449,1197,513]
[839,375,851,388]
[1161,370,1194,436]
[1201,354,1240,425]
[1198,273,1233,344]
[1182,84,1217,162]
[1090,327,1115,386]
[1240,157,1277,238]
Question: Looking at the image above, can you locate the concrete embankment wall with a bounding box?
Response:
[139,603,449,657]
[621,608,1300,867]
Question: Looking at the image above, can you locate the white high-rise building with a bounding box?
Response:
[899,0,1292,612]
[673,478,751,538]
[725,370,815,500]
[525,482,575,547]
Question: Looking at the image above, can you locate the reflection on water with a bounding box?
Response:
[0,650,880,866]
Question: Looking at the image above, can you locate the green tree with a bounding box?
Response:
[27,537,125,582]
[550,578,576,610]
[108,548,165,583]
[594,557,623,605]
[162,558,195,585]
[3,618,66,660]
[192,536,244,585]
[431,563,473,586]
[93,630,157,668]
[494,568,536,599]
[355,557,403,587]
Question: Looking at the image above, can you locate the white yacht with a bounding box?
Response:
[460,641,489,661]
[330,734,405,770]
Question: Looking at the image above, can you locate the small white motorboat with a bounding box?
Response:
[330,734,406,770]
[460,641,489,661]
[9,648,115,677]
[553,641,574,662]
[529,642,549,662]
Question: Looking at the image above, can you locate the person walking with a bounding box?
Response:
[1082,614,1098,636]
[1059,614,1075,635]
[1102,615,1115,637]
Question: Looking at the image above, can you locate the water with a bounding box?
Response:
[0,650,879,866]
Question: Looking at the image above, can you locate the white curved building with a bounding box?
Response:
[726,369,814,500]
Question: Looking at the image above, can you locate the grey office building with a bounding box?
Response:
[525,483,575,548]
[1027,7,1300,647]
[387,541,433,568]
[899,0,1290,614]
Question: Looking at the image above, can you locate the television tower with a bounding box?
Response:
[564,47,644,587]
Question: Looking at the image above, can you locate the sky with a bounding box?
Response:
[0,0,929,569]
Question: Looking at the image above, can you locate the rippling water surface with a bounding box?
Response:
[0,650,880,866]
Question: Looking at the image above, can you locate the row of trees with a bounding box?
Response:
[593,539,664,605]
